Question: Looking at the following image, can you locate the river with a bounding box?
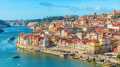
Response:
[0,26,101,67]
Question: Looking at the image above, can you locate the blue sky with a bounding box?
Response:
[0,0,120,20]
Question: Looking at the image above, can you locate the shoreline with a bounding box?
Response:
[17,48,102,67]
[16,46,120,67]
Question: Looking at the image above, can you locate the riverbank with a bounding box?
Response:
[17,47,103,67]
[16,46,120,67]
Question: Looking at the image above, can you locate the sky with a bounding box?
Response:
[0,0,120,20]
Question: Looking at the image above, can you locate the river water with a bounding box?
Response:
[0,26,101,67]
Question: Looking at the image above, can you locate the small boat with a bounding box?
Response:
[10,37,16,41]
[8,37,16,42]
[12,55,20,59]
[72,55,80,59]
[102,63,112,67]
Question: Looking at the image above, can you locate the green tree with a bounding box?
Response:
[117,54,120,59]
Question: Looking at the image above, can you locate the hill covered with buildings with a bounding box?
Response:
[16,10,120,66]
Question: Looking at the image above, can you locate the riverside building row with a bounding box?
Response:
[17,10,120,56]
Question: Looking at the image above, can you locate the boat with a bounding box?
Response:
[102,63,112,67]
[12,55,20,59]
[8,37,16,42]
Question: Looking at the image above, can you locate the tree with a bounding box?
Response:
[117,54,120,59]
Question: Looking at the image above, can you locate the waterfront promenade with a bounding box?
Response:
[18,45,120,67]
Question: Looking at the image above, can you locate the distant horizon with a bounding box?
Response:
[1,9,120,20]
[0,0,120,20]
[3,10,117,20]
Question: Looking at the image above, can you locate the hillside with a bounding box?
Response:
[0,20,10,28]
